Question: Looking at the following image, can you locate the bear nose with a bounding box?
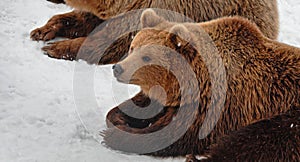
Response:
[113,64,124,77]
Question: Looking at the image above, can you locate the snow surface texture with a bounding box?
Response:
[0,0,299,162]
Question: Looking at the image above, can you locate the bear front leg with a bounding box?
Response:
[30,11,102,41]
[42,37,85,61]
[106,91,152,128]
[96,33,134,65]
[40,32,133,63]
[77,32,136,65]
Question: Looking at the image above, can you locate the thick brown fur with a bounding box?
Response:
[190,107,300,162]
[105,10,300,158]
[31,0,278,63]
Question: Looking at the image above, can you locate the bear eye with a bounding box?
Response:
[129,47,134,54]
[142,56,151,62]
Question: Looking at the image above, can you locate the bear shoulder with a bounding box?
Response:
[200,16,265,44]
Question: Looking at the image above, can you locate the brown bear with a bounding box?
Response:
[104,9,300,159]
[30,0,278,64]
[186,107,300,162]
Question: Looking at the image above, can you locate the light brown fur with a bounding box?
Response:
[64,0,279,39]
[105,10,300,158]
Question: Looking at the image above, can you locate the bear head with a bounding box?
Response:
[113,9,208,107]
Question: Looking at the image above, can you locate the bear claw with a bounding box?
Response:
[30,29,41,41]
[30,27,57,41]
[41,40,81,61]
[185,155,200,162]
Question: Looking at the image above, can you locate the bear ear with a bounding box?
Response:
[141,9,166,28]
[167,24,192,47]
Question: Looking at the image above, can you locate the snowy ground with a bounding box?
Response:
[0,0,299,162]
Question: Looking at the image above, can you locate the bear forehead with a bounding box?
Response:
[133,22,198,48]
[132,29,169,47]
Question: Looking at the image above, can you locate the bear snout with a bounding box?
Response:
[113,64,124,78]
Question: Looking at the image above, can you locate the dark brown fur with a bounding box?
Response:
[31,0,278,64]
[105,10,300,158]
[187,108,300,162]
[31,11,102,41]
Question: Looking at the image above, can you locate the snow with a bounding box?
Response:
[0,0,299,161]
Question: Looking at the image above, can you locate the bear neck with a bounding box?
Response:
[141,73,182,107]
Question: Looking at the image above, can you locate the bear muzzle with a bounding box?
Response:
[113,64,124,78]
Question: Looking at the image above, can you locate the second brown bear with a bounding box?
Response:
[31,0,278,64]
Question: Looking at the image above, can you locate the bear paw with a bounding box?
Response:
[42,38,84,61]
[30,25,59,41]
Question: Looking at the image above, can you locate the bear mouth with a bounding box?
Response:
[115,76,129,83]
[115,75,139,85]
[106,92,178,133]
[117,78,139,84]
